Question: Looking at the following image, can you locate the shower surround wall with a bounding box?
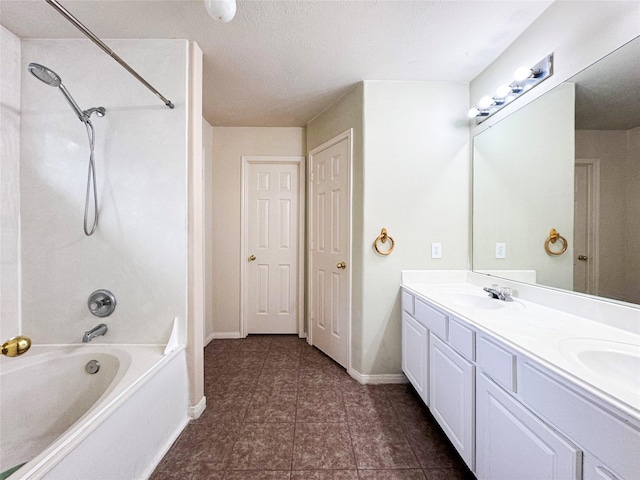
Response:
[19,39,188,345]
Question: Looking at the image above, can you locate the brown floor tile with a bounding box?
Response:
[245,389,298,423]
[296,388,347,423]
[292,423,356,470]
[196,391,252,425]
[422,468,475,480]
[291,470,359,479]
[227,423,295,470]
[357,470,426,479]
[352,438,420,470]
[401,420,460,469]
[348,420,407,444]
[223,471,291,479]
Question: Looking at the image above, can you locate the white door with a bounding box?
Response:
[574,160,599,295]
[402,312,429,404]
[309,132,351,368]
[245,161,301,334]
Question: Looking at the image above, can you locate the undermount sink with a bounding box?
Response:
[429,289,507,310]
[560,338,640,394]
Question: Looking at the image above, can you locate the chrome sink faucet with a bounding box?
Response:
[483,284,513,302]
[83,323,108,343]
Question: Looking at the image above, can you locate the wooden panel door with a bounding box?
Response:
[246,162,300,334]
[309,133,351,368]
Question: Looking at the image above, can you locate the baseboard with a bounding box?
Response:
[211,331,242,339]
[188,396,207,419]
[348,368,408,385]
[204,332,215,346]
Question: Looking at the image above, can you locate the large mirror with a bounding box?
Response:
[472,36,640,305]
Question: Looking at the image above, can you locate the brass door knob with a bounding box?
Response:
[578,255,588,261]
[249,255,256,261]
[336,262,346,270]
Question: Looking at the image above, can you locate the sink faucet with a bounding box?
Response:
[483,285,513,302]
[83,323,108,343]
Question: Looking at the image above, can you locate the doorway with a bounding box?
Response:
[307,130,352,369]
[241,156,305,336]
[574,158,600,295]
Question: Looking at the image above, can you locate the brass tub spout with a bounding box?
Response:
[2,336,32,357]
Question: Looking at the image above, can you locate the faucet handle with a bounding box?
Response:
[500,286,513,301]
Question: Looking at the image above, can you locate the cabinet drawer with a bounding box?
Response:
[415,298,447,340]
[401,289,415,316]
[448,317,475,361]
[520,361,640,480]
[476,336,516,392]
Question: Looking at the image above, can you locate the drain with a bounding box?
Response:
[86,359,100,374]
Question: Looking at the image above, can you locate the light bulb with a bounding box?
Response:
[514,66,533,82]
[468,108,480,118]
[204,0,236,23]
[478,95,494,109]
[495,84,512,98]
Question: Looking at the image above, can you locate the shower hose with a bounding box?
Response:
[83,119,98,236]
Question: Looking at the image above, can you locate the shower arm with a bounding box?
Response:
[45,0,175,109]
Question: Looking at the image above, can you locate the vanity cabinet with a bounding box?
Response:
[401,311,429,404]
[430,333,475,469]
[476,371,581,480]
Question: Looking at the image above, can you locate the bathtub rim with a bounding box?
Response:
[11,343,186,480]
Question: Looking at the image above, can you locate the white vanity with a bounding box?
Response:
[401,270,640,480]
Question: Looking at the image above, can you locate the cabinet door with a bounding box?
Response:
[476,372,581,480]
[402,312,428,404]
[429,334,475,470]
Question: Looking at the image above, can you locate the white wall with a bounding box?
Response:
[307,81,469,376]
[576,128,640,303]
[20,39,189,344]
[202,117,214,343]
[474,83,575,290]
[0,26,21,341]
[211,127,306,337]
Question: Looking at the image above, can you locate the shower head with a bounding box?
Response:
[27,62,88,122]
[27,62,62,87]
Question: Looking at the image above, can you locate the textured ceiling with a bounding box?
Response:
[0,0,554,127]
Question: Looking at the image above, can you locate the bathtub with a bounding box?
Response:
[0,344,189,480]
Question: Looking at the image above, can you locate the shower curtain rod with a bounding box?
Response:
[46,0,175,109]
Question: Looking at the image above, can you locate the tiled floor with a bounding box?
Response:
[151,335,475,480]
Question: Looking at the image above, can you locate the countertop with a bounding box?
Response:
[402,280,640,422]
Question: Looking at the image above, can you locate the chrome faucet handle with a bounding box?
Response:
[499,287,513,302]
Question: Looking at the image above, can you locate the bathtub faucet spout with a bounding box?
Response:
[83,324,108,343]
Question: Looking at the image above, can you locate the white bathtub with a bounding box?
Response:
[0,344,189,480]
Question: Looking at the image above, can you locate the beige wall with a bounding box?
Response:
[202,118,214,343]
[211,127,306,336]
[576,128,640,304]
[306,81,469,376]
[474,83,575,290]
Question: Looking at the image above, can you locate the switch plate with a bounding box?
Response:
[496,243,506,259]
[431,242,442,259]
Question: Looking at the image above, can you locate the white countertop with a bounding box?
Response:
[402,279,640,422]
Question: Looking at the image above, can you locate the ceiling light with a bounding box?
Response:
[204,0,236,23]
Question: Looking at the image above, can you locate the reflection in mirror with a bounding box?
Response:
[473,36,640,305]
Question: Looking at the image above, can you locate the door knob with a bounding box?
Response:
[336,262,346,270]
[249,255,256,261]
[577,255,588,261]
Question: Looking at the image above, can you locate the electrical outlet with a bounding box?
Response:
[496,243,506,259]
[431,242,442,259]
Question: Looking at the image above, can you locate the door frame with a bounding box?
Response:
[307,129,353,371]
[575,158,600,295]
[240,155,306,338]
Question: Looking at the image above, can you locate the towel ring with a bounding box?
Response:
[545,228,568,256]
[374,228,395,256]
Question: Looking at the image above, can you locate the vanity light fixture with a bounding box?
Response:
[204,0,236,23]
[469,53,553,124]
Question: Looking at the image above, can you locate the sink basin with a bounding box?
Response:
[560,339,640,394]
[429,289,506,310]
